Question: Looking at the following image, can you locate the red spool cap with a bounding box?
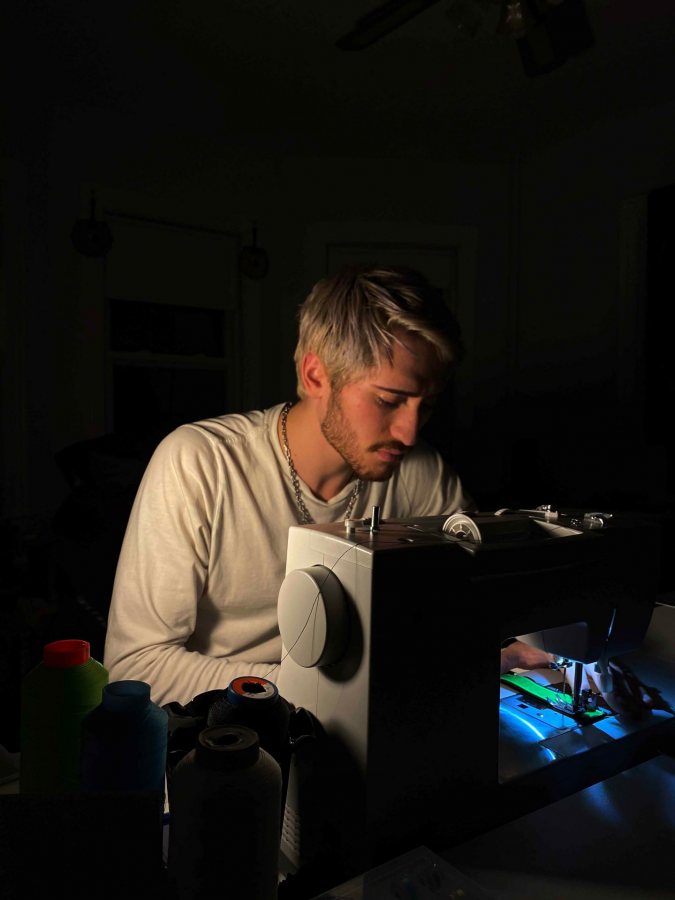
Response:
[43,639,91,668]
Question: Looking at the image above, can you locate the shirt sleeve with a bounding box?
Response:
[103,426,278,706]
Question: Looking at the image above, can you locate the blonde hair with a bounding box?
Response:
[294,264,464,398]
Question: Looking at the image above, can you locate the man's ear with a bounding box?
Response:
[300,352,330,399]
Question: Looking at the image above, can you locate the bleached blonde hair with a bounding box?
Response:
[294,264,464,398]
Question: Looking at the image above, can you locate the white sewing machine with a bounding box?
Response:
[276,508,674,885]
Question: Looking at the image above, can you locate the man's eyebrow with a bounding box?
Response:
[372,384,443,399]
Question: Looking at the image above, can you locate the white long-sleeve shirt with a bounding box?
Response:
[104,403,472,705]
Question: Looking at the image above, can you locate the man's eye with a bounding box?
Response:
[376,396,398,409]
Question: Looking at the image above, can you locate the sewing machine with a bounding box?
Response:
[276,508,675,885]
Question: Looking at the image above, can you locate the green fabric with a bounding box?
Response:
[501,672,608,723]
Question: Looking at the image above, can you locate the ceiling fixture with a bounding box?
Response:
[515,0,595,76]
[336,0,595,76]
[336,0,443,51]
[497,1,528,39]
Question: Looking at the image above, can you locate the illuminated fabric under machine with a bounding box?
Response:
[276,507,675,884]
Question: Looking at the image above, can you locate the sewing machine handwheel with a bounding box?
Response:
[277,565,349,667]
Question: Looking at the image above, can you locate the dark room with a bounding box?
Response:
[2,2,675,898]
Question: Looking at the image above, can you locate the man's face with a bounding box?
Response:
[320,332,446,482]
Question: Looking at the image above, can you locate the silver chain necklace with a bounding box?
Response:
[280,401,363,525]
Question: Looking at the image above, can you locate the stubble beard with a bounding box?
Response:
[320,391,400,483]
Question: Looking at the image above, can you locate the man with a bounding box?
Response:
[104,264,551,705]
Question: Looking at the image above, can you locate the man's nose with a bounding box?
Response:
[390,405,420,447]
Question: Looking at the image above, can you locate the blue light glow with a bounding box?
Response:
[500,705,557,761]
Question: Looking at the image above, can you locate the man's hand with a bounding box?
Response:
[500,639,556,674]
[501,646,668,720]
